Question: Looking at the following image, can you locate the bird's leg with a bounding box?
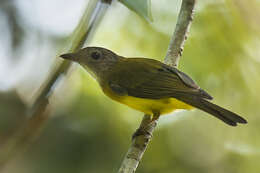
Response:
[152,111,160,121]
[132,113,160,140]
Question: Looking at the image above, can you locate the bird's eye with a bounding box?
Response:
[91,51,101,60]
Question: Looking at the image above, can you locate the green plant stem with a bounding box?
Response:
[0,0,111,169]
[117,0,196,172]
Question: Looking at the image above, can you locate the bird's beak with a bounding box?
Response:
[60,53,76,61]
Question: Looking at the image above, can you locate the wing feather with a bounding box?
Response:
[108,58,212,100]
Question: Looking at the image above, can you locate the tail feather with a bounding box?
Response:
[176,95,247,126]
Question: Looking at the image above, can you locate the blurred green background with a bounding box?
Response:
[0,0,260,172]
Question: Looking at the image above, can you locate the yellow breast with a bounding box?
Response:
[103,87,193,115]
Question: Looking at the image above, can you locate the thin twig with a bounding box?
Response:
[118,0,196,172]
[0,0,111,169]
[118,115,157,173]
[165,0,196,67]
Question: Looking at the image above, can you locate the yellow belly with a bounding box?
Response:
[119,96,193,115]
[102,85,193,115]
[104,90,193,115]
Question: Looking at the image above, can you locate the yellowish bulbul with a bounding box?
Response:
[60,47,247,126]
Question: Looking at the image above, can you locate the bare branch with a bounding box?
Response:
[118,0,196,172]
[118,115,157,173]
[164,0,196,67]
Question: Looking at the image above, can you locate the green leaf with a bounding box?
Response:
[119,0,153,22]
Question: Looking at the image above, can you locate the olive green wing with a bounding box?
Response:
[108,58,248,127]
[109,58,212,100]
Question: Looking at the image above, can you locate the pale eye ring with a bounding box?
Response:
[91,51,101,60]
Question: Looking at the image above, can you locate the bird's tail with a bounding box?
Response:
[176,95,247,126]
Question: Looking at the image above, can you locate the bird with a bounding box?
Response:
[60,46,247,126]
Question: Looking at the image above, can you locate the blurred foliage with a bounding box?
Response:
[0,91,27,139]
[119,0,153,22]
[0,0,260,173]
[0,0,25,60]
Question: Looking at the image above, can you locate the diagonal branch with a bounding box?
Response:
[118,0,196,172]
[0,0,111,169]
[164,0,196,67]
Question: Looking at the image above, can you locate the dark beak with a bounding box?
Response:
[60,53,76,61]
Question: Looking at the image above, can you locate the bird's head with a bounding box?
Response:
[60,47,121,79]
